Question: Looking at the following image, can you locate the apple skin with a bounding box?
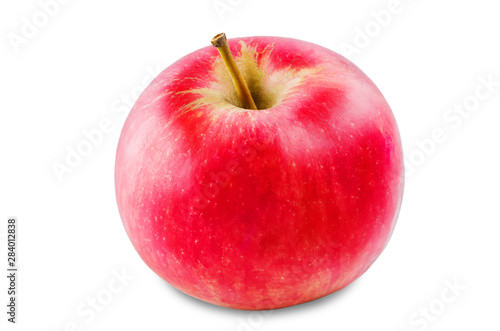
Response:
[115,36,404,310]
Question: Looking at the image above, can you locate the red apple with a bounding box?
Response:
[115,33,404,310]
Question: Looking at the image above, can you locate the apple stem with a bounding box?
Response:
[211,33,258,110]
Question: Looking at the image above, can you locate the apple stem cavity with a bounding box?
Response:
[211,33,258,110]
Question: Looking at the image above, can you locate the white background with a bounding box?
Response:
[1,0,499,330]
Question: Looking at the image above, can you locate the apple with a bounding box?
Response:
[115,33,404,310]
